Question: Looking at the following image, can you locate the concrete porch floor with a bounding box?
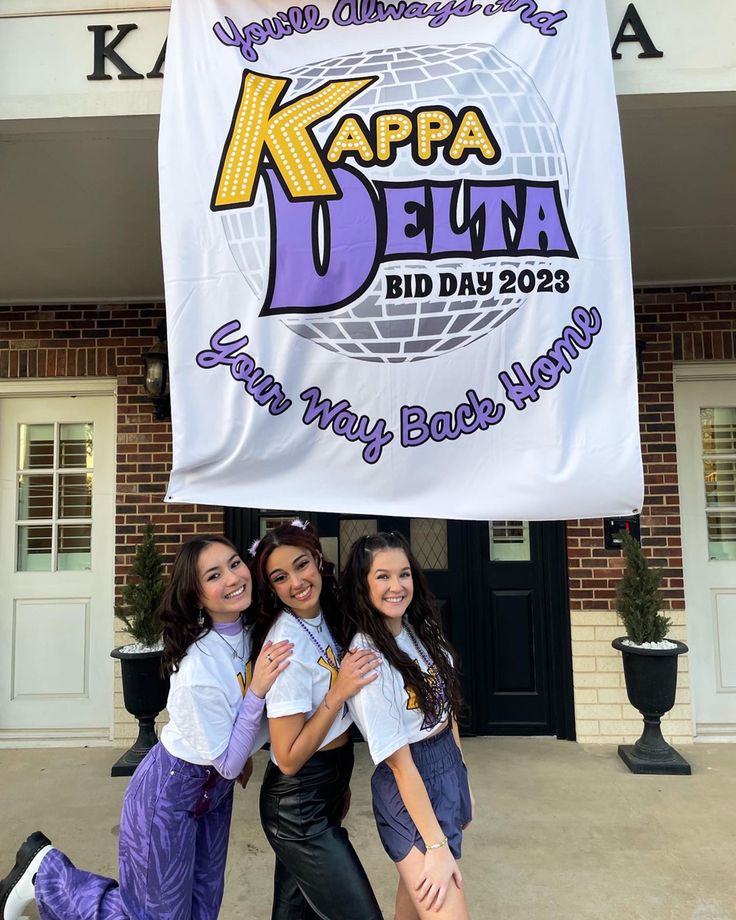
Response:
[1,738,735,920]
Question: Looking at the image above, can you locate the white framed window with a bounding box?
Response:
[701,407,736,561]
[489,521,530,562]
[16,422,94,572]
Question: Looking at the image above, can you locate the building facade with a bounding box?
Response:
[1,0,734,747]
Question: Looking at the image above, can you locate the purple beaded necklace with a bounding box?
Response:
[287,610,348,717]
[287,610,342,661]
[404,623,433,669]
[404,622,447,729]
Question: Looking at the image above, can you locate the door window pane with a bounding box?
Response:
[703,460,736,505]
[490,521,531,561]
[701,408,736,561]
[58,524,92,571]
[259,513,300,535]
[18,424,54,469]
[17,525,53,571]
[339,519,377,570]
[59,474,93,519]
[17,474,54,520]
[707,514,736,562]
[59,423,94,468]
[411,519,448,570]
[15,422,94,572]
[701,408,736,453]
[320,537,339,572]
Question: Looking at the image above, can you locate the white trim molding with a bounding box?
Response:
[674,362,736,383]
[695,724,736,742]
[0,728,112,748]
[0,378,117,398]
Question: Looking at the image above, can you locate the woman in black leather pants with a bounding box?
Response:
[250,521,383,920]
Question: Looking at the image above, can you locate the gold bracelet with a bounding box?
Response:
[425,836,449,850]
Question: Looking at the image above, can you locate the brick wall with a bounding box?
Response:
[568,284,736,743]
[0,302,224,743]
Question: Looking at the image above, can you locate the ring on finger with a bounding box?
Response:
[267,653,273,663]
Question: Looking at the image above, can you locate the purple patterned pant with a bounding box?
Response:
[34,743,234,920]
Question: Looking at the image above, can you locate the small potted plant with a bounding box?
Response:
[611,530,690,775]
[110,521,170,777]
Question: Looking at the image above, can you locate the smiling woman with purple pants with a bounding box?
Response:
[0,536,293,920]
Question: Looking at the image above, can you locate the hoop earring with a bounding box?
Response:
[197,608,205,627]
[317,553,323,572]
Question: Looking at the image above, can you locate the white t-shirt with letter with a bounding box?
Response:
[348,627,449,765]
[264,610,352,765]
[161,625,269,764]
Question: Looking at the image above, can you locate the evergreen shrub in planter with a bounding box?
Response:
[612,531,690,775]
[110,522,170,777]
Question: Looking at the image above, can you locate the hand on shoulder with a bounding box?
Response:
[331,646,381,703]
[250,639,293,698]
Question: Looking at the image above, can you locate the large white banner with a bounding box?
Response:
[160,0,644,520]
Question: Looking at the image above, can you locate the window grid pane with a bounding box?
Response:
[59,473,93,519]
[58,524,92,571]
[59,423,94,469]
[703,460,736,505]
[15,422,94,572]
[17,525,53,572]
[339,519,377,570]
[17,474,54,520]
[701,408,736,454]
[489,521,531,562]
[18,424,54,470]
[706,513,736,562]
[701,408,736,560]
[259,514,300,536]
[410,519,448,570]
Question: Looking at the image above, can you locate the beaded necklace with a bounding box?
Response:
[287,610,340,660]
[404,623,432,670]
[404,622,447,730]
[287,610,348,717]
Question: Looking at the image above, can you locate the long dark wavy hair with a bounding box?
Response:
[340,531,463,724]
[160,535,252,674]
[250,522,342,658]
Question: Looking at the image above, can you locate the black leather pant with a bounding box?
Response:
[259,743,383,920]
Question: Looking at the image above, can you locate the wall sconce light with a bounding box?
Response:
[142,320,171,421]
[635,338,646,380]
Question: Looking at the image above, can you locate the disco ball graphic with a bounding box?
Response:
[222,43,570,363]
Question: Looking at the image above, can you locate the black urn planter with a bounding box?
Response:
[612,637,691,775]
[110,647,170,777]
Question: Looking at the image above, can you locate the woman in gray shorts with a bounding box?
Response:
[341,531,475,920]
